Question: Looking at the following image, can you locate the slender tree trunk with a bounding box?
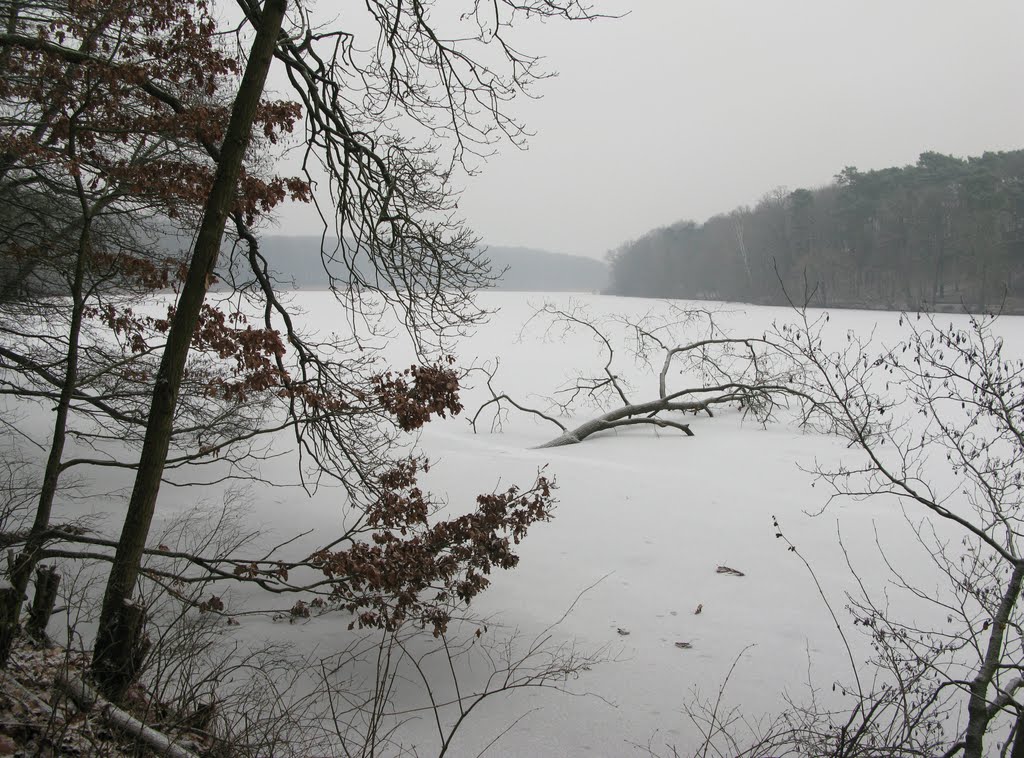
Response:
[734,218,753,300]
[91,0,287,700]
[963,561,1024,758]
[0,216,90,666]
[1010,710,1024,758]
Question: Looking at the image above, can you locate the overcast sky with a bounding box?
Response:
[276,0,1024,260]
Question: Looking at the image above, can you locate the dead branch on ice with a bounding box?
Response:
[471,301,817,447]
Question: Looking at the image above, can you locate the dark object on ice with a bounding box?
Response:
[716,565,745,577]
[674,641,693,649]
[616,627,630,636]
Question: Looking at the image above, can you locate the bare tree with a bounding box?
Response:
[0,0,606,723]
[690,305,1024,757]
[85,0,603,699]
[0,0,308,668]
[89,0,291,698]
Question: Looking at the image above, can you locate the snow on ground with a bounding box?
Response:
[20,291,1024,755]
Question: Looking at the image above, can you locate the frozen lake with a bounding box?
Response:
[16,290,1024,755]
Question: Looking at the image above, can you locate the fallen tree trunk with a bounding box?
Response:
[56,673,200,758]
[470,302,818,449]
[534,397,698,448]
[1,669,56,717]
[532,384,805,447]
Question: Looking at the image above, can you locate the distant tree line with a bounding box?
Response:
[223,237,608,293]
[606,150,1024,311]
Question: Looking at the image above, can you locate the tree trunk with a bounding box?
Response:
[536,397,698,448]
[26,565,59,641]
[1011,710,1024,758]
[91,0,287,701]
[0,216,89,667]
[963,561,1024,758]
[58,672,200,758]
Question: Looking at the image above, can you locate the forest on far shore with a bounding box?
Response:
[606,150,1024,312]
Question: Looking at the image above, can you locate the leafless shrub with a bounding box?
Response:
[676,306,1024,757]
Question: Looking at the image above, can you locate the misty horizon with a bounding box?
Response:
[272,0,1024,260]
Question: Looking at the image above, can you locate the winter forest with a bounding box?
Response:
[2,1,1024,757]
[607,150,1024,312]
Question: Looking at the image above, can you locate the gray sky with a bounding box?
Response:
[276,0,1024,260]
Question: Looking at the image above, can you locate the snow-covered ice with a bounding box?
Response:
[18,291,1024,756]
